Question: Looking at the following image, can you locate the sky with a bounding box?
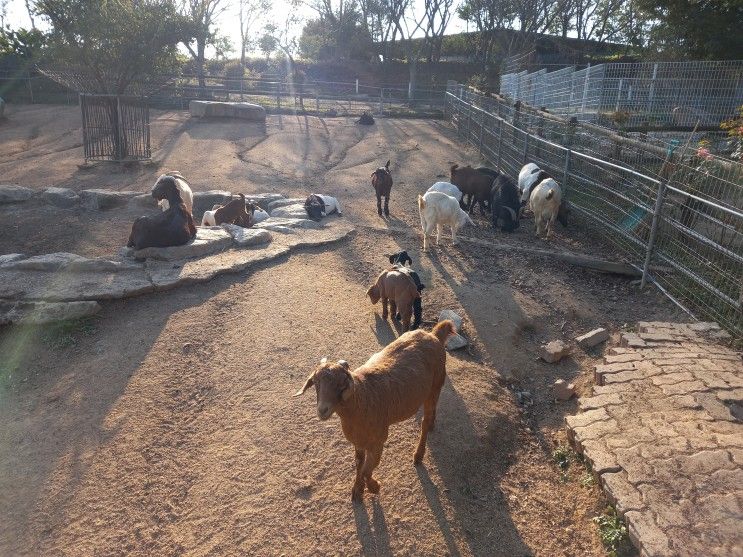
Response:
[3,0,468,58]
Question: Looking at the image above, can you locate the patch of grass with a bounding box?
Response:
[41,318,96,350]
[552,445,574,471]
[594,506,632,557]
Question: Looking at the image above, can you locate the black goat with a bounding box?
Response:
[491,174,520,232]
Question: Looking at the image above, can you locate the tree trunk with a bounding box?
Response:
[197,38,206,95]
[408,56,417,100]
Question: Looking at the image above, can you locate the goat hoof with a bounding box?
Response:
[351,485,364,502]
[366,478,381,494]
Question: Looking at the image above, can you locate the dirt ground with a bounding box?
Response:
[0,105,686,556]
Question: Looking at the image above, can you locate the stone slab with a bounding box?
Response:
[189,100,266,121]
[268,198,305,212]
[567,322,743,557]
[0,185,33,204]
[246,193,285,211]
[80,189,140,210]
[221,224,272,247]
[43,187,79,208]
[576,328,610,349]
[129,227,233,261]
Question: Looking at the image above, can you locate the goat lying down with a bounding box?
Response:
[154,172,193,214]
[129,176,196,250]
[304,193,343,221]
[294,320,456,501]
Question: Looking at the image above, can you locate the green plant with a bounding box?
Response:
[552,445,573,470]
[594,507,632,556]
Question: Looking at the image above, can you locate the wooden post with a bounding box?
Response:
[497,117,503,169]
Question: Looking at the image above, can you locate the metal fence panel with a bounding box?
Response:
[80,94,150,161]
[447,91,743,337]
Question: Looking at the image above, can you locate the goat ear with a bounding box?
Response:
[320,357,328,365]
[337,360,349,370]
[293,372,314,397]
[385,160,390,169]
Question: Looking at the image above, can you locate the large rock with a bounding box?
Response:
[0,185,33,204]
[80,189,140,210]
[541,340,571,363]
[438,309,464,332]
[576,328,610,349]
[192,190,233,214]
[446,333,468,351]
[268,198,305,212]
[128,193,159,209]
[43,187,80,208]
[3,252,88,271]
[0,300,101,325]
[129,227,233,261]
[247,193,285,211]
[553,379,576,401]
[221,224,272,247]
[270,203,309,219]
[254,217,322,231]
[0,254,26,266]
[189,100,266,122]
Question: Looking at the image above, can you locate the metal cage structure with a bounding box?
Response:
[80,94,151,162]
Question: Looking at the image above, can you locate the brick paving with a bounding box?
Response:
[566,322,742,557]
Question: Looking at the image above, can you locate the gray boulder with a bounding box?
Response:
[221,224,272,247]
[438,309,463,332]
[270,203,309,219]
[446,333,469,351]
[246,193,285,211]
[128,193,159,209]
[254,217,322,230]
[80,189,140,210]
[129,227,233,261]
[267,198,305,212]
[189,100,266,122]
[0,185,33,204]
[0,254,26,266]
[44,187,80,208]
[3,252,88,271]
[192,190,233,214]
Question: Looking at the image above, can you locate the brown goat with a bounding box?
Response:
[213,193,255,228]
[128,177,196,250]
[294,320,455,501]
[371,160,393,217]
[450,164,494,215]
[366,268,420,332]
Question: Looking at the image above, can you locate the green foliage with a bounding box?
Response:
[594,507,632,557]
[552,445,574,470]
[36,0,192,92]
[258,33,278,61]
[635,0,743,59]
[298,16,373,62]
[0,27,46,59]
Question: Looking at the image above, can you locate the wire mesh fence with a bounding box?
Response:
[500,60,743,129]
[80,94,150,162]
[446,91,743,337]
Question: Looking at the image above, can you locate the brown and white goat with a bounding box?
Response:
[128,176,196,250]
[450,164,494,215]
[213,193,255,228]
[366,268,420,332]
[294,320,455,501]
[371,160,393,217]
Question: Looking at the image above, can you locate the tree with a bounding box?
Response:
[421,0,454,62]
[635,0,743,59]
[258,31,278,61]
[0,0,8,29]
[237,0,270,65]
[298,10,373,61]
[180,0,230,89]
[36,0,190,93]
[24,0,36,29]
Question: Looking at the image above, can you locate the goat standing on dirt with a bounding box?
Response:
[449,164,494,215]
[418,191,474,251]
[367,268,420,332]
[371,160,393,217]
[293,320,455,501]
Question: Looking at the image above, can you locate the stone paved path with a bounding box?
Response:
[566,322,742,557]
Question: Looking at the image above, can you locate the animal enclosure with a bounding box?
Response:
[447,90,743,337]
[79,94,151,162]
[500,60,743,129]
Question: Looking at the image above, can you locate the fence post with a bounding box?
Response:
[581,63,591,112]
[27,74,34,104]
[497,117,503,169]
[523,132,529,163]
[316,89,320,112]
[466,103,472,142]
[513,100,521,128]
[641,178,668,289]
[478,110,484,157]
[355,79,359,94]
[562,149,571,192]
[116,95,124,161]
[379,89,384,116]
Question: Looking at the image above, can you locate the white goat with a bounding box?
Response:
[200,203,223,227]
[312,193,342,216]
[417,191,474,251]
[426,181,463,202]
[155,172,193,214]
[529,178,563,239]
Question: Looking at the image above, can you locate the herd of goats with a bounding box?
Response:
[123,161,570,501]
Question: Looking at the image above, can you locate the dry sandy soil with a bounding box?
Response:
[0,105,686,556]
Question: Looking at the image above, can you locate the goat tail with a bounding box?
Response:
[432,320,456,344]
[546,189,554,200]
